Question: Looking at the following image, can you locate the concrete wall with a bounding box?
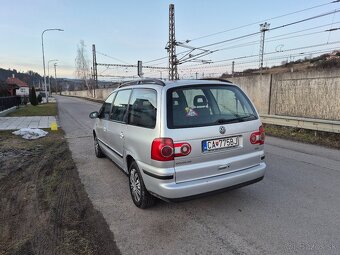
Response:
[62,88,116,101]
[229,75,272,115]
[230,68,340,121]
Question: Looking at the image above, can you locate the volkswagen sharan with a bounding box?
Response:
[89,79,266,208]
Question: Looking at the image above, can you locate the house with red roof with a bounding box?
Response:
[5,75,29,96]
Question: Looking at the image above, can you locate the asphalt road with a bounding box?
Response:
[56,95,340,255]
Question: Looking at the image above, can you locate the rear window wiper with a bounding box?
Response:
[215,118,239,124]
[238,114,257,120]
[215,114,257,124]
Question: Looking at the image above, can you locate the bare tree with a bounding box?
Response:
[75,40,92,94]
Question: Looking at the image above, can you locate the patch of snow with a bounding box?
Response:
[12,128,48,140]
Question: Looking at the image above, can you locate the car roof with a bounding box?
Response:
[118,79,235,89]
[163,79,234,88]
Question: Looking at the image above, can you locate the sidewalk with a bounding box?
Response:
[0,116,58,130]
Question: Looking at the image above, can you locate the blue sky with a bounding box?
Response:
[0,0,339,80]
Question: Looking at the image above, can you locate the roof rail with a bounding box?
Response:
[198,78,233,83]
[118,78,165,88]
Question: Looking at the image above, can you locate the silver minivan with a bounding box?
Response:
[89,79,266,208]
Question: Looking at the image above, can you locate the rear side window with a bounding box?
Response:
[128,88,157,128]
[110,90,131,122]
[99,92,116,119]
[167,85,257,129]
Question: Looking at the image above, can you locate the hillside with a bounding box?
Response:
[0,68,42,87]
[222,50,340,78]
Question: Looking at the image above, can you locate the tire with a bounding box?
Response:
[129,161,155,209]
[94,136,105,158]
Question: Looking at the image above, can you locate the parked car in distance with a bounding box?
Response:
[89,79,266,208]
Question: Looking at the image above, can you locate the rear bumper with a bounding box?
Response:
[140,161,266,200]
[161,176,264,202]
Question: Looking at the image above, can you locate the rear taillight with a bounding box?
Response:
[151,138,174,161]
[174,142,192,157]
[250,125,265,145]
[151,138,192,161]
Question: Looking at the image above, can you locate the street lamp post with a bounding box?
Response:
[54,63,59,94]
[48,59,58,94]
[41,28,63,103]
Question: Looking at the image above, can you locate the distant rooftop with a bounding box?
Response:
[5,75,28,87]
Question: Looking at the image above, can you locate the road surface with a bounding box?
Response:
[57,95,340,255]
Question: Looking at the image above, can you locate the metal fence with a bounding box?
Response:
[0,96,20,112]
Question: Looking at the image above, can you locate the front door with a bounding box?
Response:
[96,92,116,146]
[105,89,131,169]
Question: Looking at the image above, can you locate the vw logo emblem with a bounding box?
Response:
[219,126,226,134]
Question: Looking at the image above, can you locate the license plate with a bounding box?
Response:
[202,136,239,152]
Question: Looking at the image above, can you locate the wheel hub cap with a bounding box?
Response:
[130,169,141,202]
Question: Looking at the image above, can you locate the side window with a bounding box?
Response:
[99,92,116,119]
[110,90,131,122]
[128,89,157,128]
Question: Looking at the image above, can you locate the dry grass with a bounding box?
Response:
[264,124,340,149]
[7,103,58,116]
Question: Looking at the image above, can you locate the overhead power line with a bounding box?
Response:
[96,51,131,64]
[145,8,340,65]
[96,62,168,70]
[177,48,339,74]
[195,9,340,50]
[178,44,340,71]
[212,26,340,54]
[269,9,340,32]
[183,0,339,43]
[202,41,340,65]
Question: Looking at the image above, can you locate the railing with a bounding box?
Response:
[0,96,19,112]
[261,114,340,133]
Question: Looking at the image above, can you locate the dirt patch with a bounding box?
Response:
[264,124,340,149]
[0,130,120,255]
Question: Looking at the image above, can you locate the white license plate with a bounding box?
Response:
[202,136,239,152]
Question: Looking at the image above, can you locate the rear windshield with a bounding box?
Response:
[167,85,258,129]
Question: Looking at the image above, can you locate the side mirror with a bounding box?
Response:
[89,111,99,119]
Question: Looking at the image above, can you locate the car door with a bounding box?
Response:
[96,92,116,145]
[105,89,132,168]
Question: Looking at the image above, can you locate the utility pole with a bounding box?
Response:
[54,63,59,95]
[167,4,178,80]
[231,61,235,77]
[92,44,98,96]
[259,22,270,73]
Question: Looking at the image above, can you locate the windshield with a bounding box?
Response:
[167,84,258,129]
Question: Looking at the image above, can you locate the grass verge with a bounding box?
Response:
[264,123,340,149]
[0,130,120,255]
[7,103,58,116]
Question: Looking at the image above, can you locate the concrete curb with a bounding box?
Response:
[0,106,17,117]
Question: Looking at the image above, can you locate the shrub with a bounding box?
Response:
[37,93,43,104]
[29,87,38,106]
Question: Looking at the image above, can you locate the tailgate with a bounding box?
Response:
[172,121,262,183]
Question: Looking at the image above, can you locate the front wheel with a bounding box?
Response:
[94,136,105,158]
[129,161,155,208]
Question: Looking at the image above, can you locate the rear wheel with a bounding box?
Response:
[129,161,155,208]
[94,136,105,158]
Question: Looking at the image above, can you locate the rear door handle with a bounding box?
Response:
[120,132,124,139]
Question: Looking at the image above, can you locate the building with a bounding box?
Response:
[5,75,29,96]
